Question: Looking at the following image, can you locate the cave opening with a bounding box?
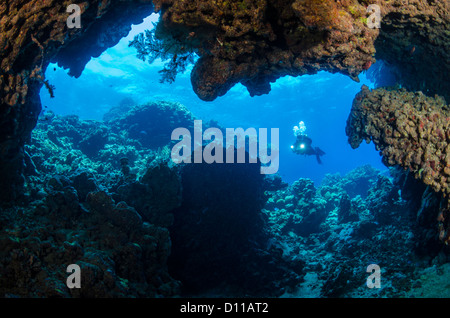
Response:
[38,13,386,186]
[4,0,449,299]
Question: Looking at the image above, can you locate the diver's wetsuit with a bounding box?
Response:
[292,135,326,164]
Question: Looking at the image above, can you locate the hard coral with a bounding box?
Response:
[346,85,450,243]
[150,0,379,101]
[346,85,449,195]
[292,0,341,31]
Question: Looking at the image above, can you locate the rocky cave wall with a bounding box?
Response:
[0,0,449,202]
[343,1,449,244]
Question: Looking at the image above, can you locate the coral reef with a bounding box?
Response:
[264,178,328,236]
[103,97,137,122]
[1,99,449,297]
[107,100,196,149]
[0,177,181,297]
[113,160,182,227]
[0,100,195,297]
[1,100,308,297]
[322,164,380,199]
[263,165,450,297]
[0,0,449,298]
[169,151,303,296]
[404,263,450,297]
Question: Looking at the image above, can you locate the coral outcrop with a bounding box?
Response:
[168,152,302,296]
[346,85,450,244]
[107,101,196,149]
[347,86,450,194]
[265,178,328,236]
[144,0,449,101]
[153,0,380,101]
[114,160,182,227]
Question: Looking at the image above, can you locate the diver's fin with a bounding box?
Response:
[315,147,325,156]
[315,147,325,164]
[316,154,322,165]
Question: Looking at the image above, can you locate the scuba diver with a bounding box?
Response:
[291,121,326,164]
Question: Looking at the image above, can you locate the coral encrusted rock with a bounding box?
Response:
[149,0,449,101]
[373,0,450,102]
[107,101,195,149]
[153,0,380,101]
[346,85,450,195]
[346,85,450,244]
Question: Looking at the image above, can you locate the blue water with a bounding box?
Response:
[40,13,386,186]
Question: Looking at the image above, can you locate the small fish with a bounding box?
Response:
[187,31,196,40]
[405,45,417,57]
[362,60,372,70]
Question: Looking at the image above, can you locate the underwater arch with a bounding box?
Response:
[0,0,448,201]
[0,0,449,199]
[39,12,387,186]
[1,0,450,299]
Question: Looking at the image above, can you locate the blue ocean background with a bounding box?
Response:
[40,13,386,186]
